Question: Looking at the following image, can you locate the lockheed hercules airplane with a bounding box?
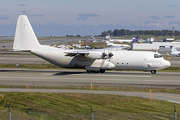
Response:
[13,15,171,74]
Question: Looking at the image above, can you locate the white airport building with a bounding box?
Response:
[132,42,180,51]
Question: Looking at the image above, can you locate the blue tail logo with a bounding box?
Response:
[131,35,139,43]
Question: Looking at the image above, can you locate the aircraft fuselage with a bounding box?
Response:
[31,45,170,72]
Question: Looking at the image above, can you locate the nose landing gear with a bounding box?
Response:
[150,70,156,74]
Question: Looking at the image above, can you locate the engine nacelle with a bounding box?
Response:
[85,52,102,59]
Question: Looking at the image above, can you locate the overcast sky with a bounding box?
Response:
[1,0,180,36]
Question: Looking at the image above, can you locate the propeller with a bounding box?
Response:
[100,47,114,73]
[108,52,113,58]
[108,47,113,58]
[101,47,114,59]
[102,52,107,59]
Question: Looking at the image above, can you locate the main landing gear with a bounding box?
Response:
[150,70,156,74]
[86,69,105,73]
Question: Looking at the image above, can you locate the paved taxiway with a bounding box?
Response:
[0,69,180,88]
[0,54,49,64]
[0,69,180,103]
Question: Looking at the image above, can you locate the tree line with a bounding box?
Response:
[101,29,180,37]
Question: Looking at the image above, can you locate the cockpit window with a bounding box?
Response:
[154,54,163,58]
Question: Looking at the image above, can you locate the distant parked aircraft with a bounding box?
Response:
[170,47,180,57]
[107,35,139,43]
[105,41,131,49]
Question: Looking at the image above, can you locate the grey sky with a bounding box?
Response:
[0,0,180,36]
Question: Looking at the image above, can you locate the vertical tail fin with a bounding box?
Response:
[171,47,177,52]
[131,35,139,43]
[13,15,40,51]
[105,35,111,40]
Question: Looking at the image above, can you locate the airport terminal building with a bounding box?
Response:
[132,42,180,51]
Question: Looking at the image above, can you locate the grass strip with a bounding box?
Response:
[0,92,178,120]
[0,64,61,69]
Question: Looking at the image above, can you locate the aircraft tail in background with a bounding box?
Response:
[170,47,180,57]
[131,35,139,43]
[171,46,177,52]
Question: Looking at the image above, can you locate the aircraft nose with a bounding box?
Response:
[162,60,171,68]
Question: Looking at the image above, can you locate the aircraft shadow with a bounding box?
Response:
[53,71,150,76]
[108,71,150,75]
[53,71,86,76]
[0,70,26,72]
[0,69,60,73]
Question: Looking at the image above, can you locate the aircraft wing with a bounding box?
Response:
[65,50,90,57]
[64,50,103,59]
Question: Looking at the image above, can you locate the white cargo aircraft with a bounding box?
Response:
[13,15,171,74]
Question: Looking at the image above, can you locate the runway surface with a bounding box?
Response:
[0,69,180,88]
[0,69,180,103]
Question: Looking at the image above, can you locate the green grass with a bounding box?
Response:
[0,92,178,119]
[0,53,31,55]
[158,67,180,72]
[0,64,61,69]
[0,49,10,51]
[0,40,13,44]
[81,42,107,48]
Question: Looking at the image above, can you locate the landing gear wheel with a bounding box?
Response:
[150,70,156,74]
[86,70,91,73]
[86,70,99,73]
[94,71,100,73]
[86,69,105,73]
[100,69,105,73]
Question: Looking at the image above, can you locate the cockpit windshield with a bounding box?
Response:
[154,54,163,58]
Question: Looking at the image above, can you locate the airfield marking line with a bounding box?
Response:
[152,94,180,99]
[0,76,178,83]
[0,76,130,81]
[167,100,180,104]
[75,74,152,78]
[42,73,54,75]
